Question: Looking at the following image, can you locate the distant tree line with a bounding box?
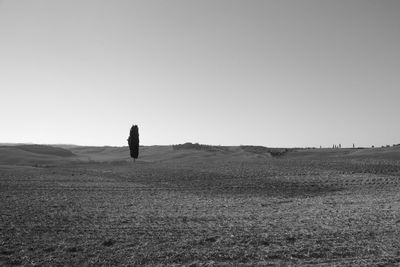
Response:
[172,142,229,152]
[325,143,400,149]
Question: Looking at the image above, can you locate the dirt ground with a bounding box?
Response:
[1,156,400,266]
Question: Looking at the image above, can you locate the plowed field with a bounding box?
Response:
[1,157,400,266]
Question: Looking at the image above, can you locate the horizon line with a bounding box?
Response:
[1,142,398,149]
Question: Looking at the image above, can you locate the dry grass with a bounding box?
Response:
[1,156,400,266]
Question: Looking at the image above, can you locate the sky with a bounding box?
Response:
[1,0,400,147]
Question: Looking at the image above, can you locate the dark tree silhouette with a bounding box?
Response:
[128,125,139,161]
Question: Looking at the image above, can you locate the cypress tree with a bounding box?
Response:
[128,125,139,161]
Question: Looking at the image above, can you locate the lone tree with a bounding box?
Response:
[128,125,139,161]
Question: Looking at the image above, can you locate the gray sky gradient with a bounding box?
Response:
[1,0,399,147]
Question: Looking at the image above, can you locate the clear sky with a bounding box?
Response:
[1,0,399,147]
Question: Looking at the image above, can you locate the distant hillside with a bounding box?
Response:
[285,148,356,159]
[349,146,400,160]
[2,143,400,167]
[173,143,290,157]
[15,145,75,157]
[0,145,76,166]
[240,145,291,157]
[0,143,34,146]
[172,143,230,152]
[69,146,130,161]
[286,146,400,161]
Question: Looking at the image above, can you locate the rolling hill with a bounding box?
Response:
[1,143,400,167]
[0,145,76,166]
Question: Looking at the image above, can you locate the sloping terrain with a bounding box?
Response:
[69,146,130,162]
[15,145,75,157]
[286,146,400,161]
[349,146,400,160]
[0,144,274,166]
[285,148,356,159]
[2,143,400,167]
[0,145,76,166]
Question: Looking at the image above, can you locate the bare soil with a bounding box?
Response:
[1,156,400,266]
